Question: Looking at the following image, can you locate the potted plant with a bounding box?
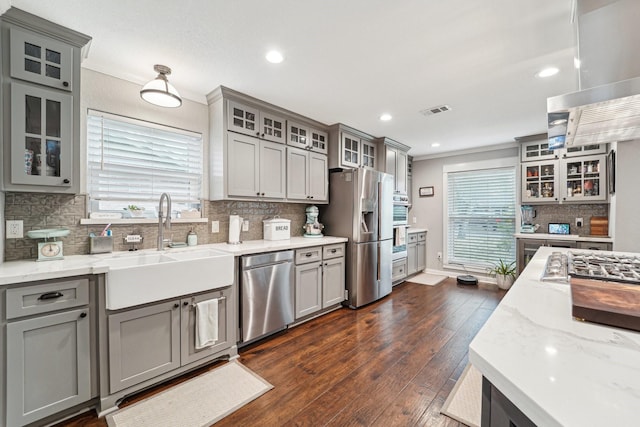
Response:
[124,204,145,217]
[488,259,516,290]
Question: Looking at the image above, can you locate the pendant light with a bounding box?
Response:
[140,64,182,108]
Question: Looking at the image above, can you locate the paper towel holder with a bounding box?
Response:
[228,213,243,245]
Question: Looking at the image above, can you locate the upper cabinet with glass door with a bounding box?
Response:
[9,27,73,91]
[1,7,91,194]
[287,121,328,154]
[227,100,286,144]
[561,154,607,202]
[521,159,559,203]
[327,124,379,170]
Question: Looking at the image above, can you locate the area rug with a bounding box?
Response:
[441,363,482,427]
[406,272,448,286]
[106,361,273,427]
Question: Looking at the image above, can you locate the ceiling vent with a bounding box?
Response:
[420,105,452,116]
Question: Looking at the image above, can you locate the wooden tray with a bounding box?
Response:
[570,277,640,332]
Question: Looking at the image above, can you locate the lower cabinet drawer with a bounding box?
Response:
[323,243,345,259]
[392,258,407,281]
[577,241,612,251]
[295,246,322,264]
[6,277,90,319]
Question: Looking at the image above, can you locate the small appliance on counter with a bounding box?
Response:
[303,205,324,237]
[520,205,540,233]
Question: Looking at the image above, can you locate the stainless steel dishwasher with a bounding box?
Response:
[240,250,294,344]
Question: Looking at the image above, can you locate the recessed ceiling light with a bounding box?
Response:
[431,143,440,147]
[379,113,392,121]
[537,67,559,78]
[265,50,284,64]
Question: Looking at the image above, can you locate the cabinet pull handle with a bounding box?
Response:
[63,81,69,87]
[80,312,87,318]
[305,253,313,257]
[63,179,70,184]
[38,291,63,300]
[331,249,337,253]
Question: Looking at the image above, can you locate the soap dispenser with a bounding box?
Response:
[187,229,197,246]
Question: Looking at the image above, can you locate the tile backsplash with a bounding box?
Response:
[3,192,310,261]
[525,203,609,235]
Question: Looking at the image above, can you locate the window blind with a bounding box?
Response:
[446,166,516,268]
[87,111,203,206]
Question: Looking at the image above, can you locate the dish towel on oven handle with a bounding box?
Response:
[195,298,219,349]
[394,226,406,247]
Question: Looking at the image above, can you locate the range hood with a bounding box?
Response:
[547,0,640,148]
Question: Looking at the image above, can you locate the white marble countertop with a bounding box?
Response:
[469,246,640,427]
[0,236,348,286]
[407,227,428,234]
[514,232,613,243]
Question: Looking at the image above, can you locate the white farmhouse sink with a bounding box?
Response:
[101,248,234,310]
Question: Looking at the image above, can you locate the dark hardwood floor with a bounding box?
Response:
[57,278,505,427]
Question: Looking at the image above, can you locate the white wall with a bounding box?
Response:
[80,69,209,195]
[611,139,640,252]
[410,146,519,273]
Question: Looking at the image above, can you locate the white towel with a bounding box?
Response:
[195,298,219,349]
[394,226,406,246]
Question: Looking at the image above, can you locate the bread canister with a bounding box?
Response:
[263,217,291,240]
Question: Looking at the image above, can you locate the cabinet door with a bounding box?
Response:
[11,82,73,187]
[227,100,259,136]
[561,154,607,202]
[227,132,260,197]
[309,152,328,202]
[385,146,397,179]
[417,241,426,272]
[108,300,181,393]
[310,128,328,154]
[6,308,91,427]
[259,111,286,144]
[322,257,345,308]
[181,287,232,366]
[522,160,559,203]
[407,242,418,275]
[286,146,309,201]
[564,144,606,158]
[396,150,408,194]
[260,140,286,198]
[295,262,322,319]
[392,258,407,282]
[520,139,557,162]
[361,140,376,169]
[341,133,360,168]
[10,27,73,91]
[287,121,310,150]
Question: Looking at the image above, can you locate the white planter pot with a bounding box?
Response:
[496,274,514,290]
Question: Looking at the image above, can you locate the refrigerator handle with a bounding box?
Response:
[377,181,382,240]
[377,242,381,281]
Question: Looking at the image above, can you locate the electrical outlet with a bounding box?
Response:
[211,220,219,233]
[6,220,23,238]
[242,220,249,232]
[437,251,442,261]
[413,216,417,224]
[576,217,583,227]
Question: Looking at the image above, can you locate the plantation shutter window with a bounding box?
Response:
[87,110,203,213]
[445,165,516,269]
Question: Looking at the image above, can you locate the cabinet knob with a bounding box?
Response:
[183,301,189,306]
[63,81,69,87]
[173,303,179,309]
[261,192,265,196]
[257,192,260,196]
[256,132,260,136]
[63,179,70,184]
[310,196,313,199]
[80,312,87,318]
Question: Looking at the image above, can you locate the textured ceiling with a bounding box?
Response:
[3,0,578,157]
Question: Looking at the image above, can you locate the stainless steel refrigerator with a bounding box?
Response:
[322,169,393,308]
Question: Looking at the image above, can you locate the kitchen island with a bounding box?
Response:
[469,246,640,426]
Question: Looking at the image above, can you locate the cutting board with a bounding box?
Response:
[570,277,640,332]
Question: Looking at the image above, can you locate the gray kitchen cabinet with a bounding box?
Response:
[576,241,612,251]
[3,276,94,427]
[286,146,328,203]
[518,134,606,162]
[378,137,411,195]
[227,132,286,199]
[407,232,426,276]
[227,99,286,144]
[328,123,377,170]
[294,244,345,319]
[516,238,578,274]
[108,299,181,393]
[416,234,427,272]
[392,258,407,283]
[107,287,233,394]
[287,121,329,155]
[1,8,91,193]
[208,86,329,202]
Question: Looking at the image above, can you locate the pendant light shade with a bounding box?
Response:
[140,64,182,108]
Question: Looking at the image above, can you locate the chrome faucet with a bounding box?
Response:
[157,193,172,250]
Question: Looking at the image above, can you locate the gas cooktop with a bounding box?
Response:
[568,251,640,284]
